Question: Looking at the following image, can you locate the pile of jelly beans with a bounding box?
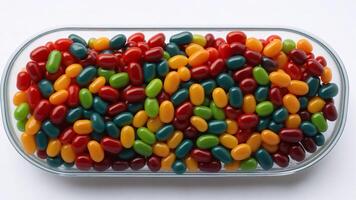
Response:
[13,31,339,174]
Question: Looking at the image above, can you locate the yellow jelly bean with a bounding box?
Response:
[192,34,207,47]
[185,156,198,172]
[87,140,104,162]
[159,101,175,123]
[226,119,238,134]
[297,39,313,53]
[262,142,278,154]
[54,74,71,91]
[321,67,332,84]
[73,120,93,134]
[61,144,76,163]
[163,71,180,94]
[168,55,188,69]
[285,114,301,128]
[167,130,184,149]
[153,142,170,157]
[89,76,106,93]
[46,139,62,157]
[49,90,69,105]
[133,110,148,128]
[263,39,282,57]
[224,160,240,171]
[242,94,256,114]
[188,50,209,67]
[65,63,83,78]
[190,116,208,132]
[231,144,252,161]
[269,70,291,87]
[120,125,135,148]
[185,43,204,56]
[21,133,36,154]
[219,134,238,149]
[147,117,163,132]
[177,66,191,81]
[189,83,205,106]
[161,153,176,171]
[283,94,300,114]
[261,130,280,145]
[276,52,288,69]
[25,116,41,135]
[93,37,110,51]
[307,97,326,113]
[212,87,228,108]
[287,80,309,96]
[88,38,96,49]
[13,91,28,106]
[246,133,262,152]
[246,37,263,52]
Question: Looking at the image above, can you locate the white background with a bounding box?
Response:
[0,0,355,199]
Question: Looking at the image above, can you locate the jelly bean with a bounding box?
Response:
[283,94,300,114]
[143,98,159,118]
[21,133,36,154]
[255,148,273,170]
[272,153,289,168]
[216,73,234,91]
[287,80,309,95]
[227,87,242,109]
[60,144,75,163]
[97,68,115,82]
[311,112,328,132]
[50,105,67,124]
[46,50,62,73]
[306,59,324,76]
[147,156,161,172]
[279,128,303,143]
[252,66,269,85]
[190,116,208,132]
[73,120,93,135]
[210,102,225,120]
[272,107,288,123]
[75,154,92,170]
[163,71,180,94]
[68,34,87,46]
[186,43,204,56]
[156,125,174,141]
[133,140,152,157]
[88,76,106,94]
[188,84,204,106]
[112,112,132,127]
[170,31,193,45]
[307,97,325,113]
[46,139,62,157]
[193,106,212,120]
[30,46,50,62]
[185,156,198,172]
[190,65,209,80]
[208,120,227,134]
[26,85,41,109]
[152,142,170,157]
[263,39,282,57]
[313,133,325,146]
[14,103,30,121]
[285,114,301,129]
[65,107,82,123]
[175,139,193,159]
[257,118,270,132]
[231,144,251,160]
[168,55,188,70]
[93,97,108,114]
[34,131,48,150]
[219,134,238,149]
[189,50,209,67]
[131,110,147,128]
[109,34,126,50]
[90,112,105,133]
[289,49,307,65]
[321,67,332,83]
[218,43,232,58]
[87,140,104,162]
[97,86,118,103]
[16,71,31,91]
[109,72,129,88]
[268,121,284,133]
[301,137,317,153]
[198,160,222,172]
[212,87,228,108]
[79,88,93,109]
[261,130,280,145]
[246,133,262,152]
[24,116,41,136]
[196,134,219,149]
[13,91,28,106]
[297,39,313,53]
[226,31,246,44]
[145,78,162,98]
[175,102,193,120]
[282,39,296,54]
[192,34,206,47]
[269,70,291,88]
[119,125,135,148]
[306,76,320,97]
[147,117,163,132]
[323,102,338,121]
[254,86,269,102]
[212,146,232,163]
[47,156,64,167]
[242,95,256,114]
[76,66,96,86]
[165,43,182,57]
[161,153,176,171]
[246,37,263,52]
[318,83,338,99]
[167,130,184,149]
[289,144,305,161]
[136,127,155,145]
[255,101,274,117]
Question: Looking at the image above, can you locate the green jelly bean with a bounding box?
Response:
[16,119,26,132]
[318,83,338,99]
[133,140,152,157]
[255,86,269,102]
[175,139,193,159]
[272,107,288,123]
[128,103,143,113]
[163,51,170,60]
[300,121,317,137]
[299,97,309,110]
[210,102,225,120]
[306,76,320,97]
[311,112,328,132]
[145,78,163,98]
[76,66,97,86]
[106,121,119,138]
[137,127,156,145]
[91,131,103,141]
[229,87,243,108]
[118,148,136,160]
[69,42,88,60]
[256,101,274,117]
[257,118,270,132]
[38,80,54,98]
[201,79,216,96]
[110,34,126,50]
[91,112,105,133]
[14,103,30,121]
[240,158,257,170]
[82,109,93,119]
[226,56,246,70]
[165,43,181,56]
[193,106,212,120]
[216,73,234,91]
[144,98,159,118]
[268,121,283,133]
[171,88,188,106]
[196,134,219,149]
[42,120,60,138]
[313,134,325,146]
[35,131,48,151]
[45,50,62,73]
[93,97,108,114]
[109,72,129,88]
[79,88,93,109]
[97,68,115,82]
[66,107,83,123]
[143,63,156,83]
[69,34,87,46]
[157,60,169,77]
[113,112,133,127]
[208,120,227,134]
[255,149,273,170]
[156,125,174,141]
[282,39,296,54]
[47,156,63,168]
[253,66,270,85]
[172,160,186,174]
[211,146,232,164]
[170,31,193,45]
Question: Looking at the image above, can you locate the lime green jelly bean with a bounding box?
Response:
[14,103,30,121]
[253,66,270,85]
[79,88,93,109]
[144,98,159,118]
[133,140,152,157]
[109,72,129,88]
[311,112,328,132]
[97,68,115,82]
[240,158,258,170]
[256,101,274,117]
[46,50,62,73]
[282,39,296,54]
[196,134,219,149]
[137,127,156,145]
[145,78,163,98]
[193,106,212,120]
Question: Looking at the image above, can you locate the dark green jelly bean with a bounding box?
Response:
[175,139,193,159]
[180,80,193,89]
[46,50,62,73]
[171,88,189,106]
[208,120,227,135]
[133,140,152,157]
[35,131,48,151]
[300,121,317,137]
[69,42,88,60]
[256,101,274,117]
[306,76,320,97]
[76,66,97,86]
[240,158,258,170]
[128,103,143,113]
[109,72,129,88]
[118,148,136,160]
[226,56,246,70]
[255,149,273,170]
[79,88,93,109]
[156,125,174,141]
[93,96,108,114]
[272,107,288,123]
[313,134,325,146]
[106,121,119,138]
[210,102,225,120]
[91,112,105,133]
[17,119,26,132]
[216,73,234,91]
[143,63,156,83]
[165,43,181,56]
[144,98,159,118]
[201,79,216,96]
[145,78,163,98]
[163,51,170,60]
[42,120,60,138]
[268,121,284,133]
[282,39,296,54]
[172,160,186,174]
[299,97,309,110]
[97,68,115,82]
[63,162,74,168]
[46,156,63,168]
[311,112,328,132]
[229,87,243,108]
[137,127,156,145]
[253,66,270,85]
[254,86,269,102]
[170,31,193,45]
[91,131,103,141]
[38,80,54,98]
[113,112,133,127]
[82,109,93,119]
[66,107,83,123]
[69,34,87,46]
[211,146,232,164]
[257,118,270,132]
[193,106,212,120]
[110,34,126,50]
[318,83,339,99]
[14,103,30,121]
[157,60,169,77]
[196,134,219,149]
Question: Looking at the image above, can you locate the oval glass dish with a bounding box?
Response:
[1,27,349,177]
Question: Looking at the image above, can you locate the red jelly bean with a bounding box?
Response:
[96,54,118,70]
[172,117,190,131]
[316,56,327,67]
[112,160,129,171]
[205,33,215,47]
[239,78,257,94]
[214,38,226,49]
[301,137,317,153]
[16,71,31,91]
[218,43,232,59]
[266,35,282,43]
[236,129,252,143]
[45,66,64,81]
[101,137,123,154]
[157,91,170,104]
[128,32,145,43]
[306,59,324,76]
[230,42,246,55]
[123,47,142,64]
[72,135,89,154]
[147,156,161,172]
[30,46,50,62]
[226,31,246,44]
[198,160,222,172]
[206,47,219,62]
[269,87,283,106]
[233,66,253,83]
[209,58,225,77]
[148,33,165,48]
[61,51,76,67]
[26,61,43,82]
[93,158,111,171]
[284,62,301,80]
[175,102,193,120]
[59,128,76,144]
[33,100,51,121]
[272,153,289,168]
[45,42,56,51]
[137,42,150,53]
[278,142,291,155]
[190,65,210,80]
[122,86,145,103]
[306,52,315,60]
[127,63,144,86]
[98,86,119,103]
[184,126,198,139]
[244,50,262,66]
[299,110,311,121]
[322,102,338,121]
[37,150,47,159]
[107,102,127,117]
[224,106,242,120]
[144,47,164,62]
[75,154,92,170]
[79,51,96,66]
[67,84,80,107]
[50,105,67,124]
[191,149,212,163]
[289,49,307,65]
[54,38,73,51]
[279,129,304,143]
[129,157,146,170]
[289,144,305,162]
[238,114,259,130]
[26,85,41,109]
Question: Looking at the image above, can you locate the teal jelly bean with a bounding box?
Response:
[97,68,115,82]
[311,112,328,132]
[93,96,108,114]
[193,106,212,120]
[109,72,129,88]
[300,121,317,137]
[128,103,143,113]
[216,73,234,90]
[91,131,103,141]
[137,127,156,145]
[69,42,88,60]
[91,112,105,133]
[272,107,288,123]
[17,119,26,132]
[196,134,219,149]
[229,87,243,108]
[253,66,270,85]
[63,162,74,168]
[256,101,274,117]
[180,80,193,89]
[163,51,170,60]
[172,160,186,174]
[165,43,181,56]
[170,31,193,45]
[82,109,93,119]
[14,103,30,121]
[299,97,309,110]
[240,158,257,170]
[79,88,93,109]
[306,76,320,97]
[226,56,246,70]
[268,121,283,133]
[133,140,152,157]
[208,120,227,134]
[201,79,216,96]
[210,102,225,120]
[257,118,270,132]
[171,88,188,106]
[318,83,338,99]
[255,149,273,170]
[282,39,296,54]
[76,66,97,86]
[143,63,156,83]
[38,80,54,98]
[175,139,193,159]
[156,125,174,141]
[157,60,169,77]
[110,34,126,50]
[66,107,83,123]
[46,50,62,73]
[313,134,325,146]
[42,120,60,138]
[211,146,232,163]
[145,78,162,98]
[106,121,119,138]
[35,131,48,151]
[144,98,159,118]
[47,156,63,168]
[69,34,87,46]
[118,148,136,160]
[113,112,133,127]
[254,86,269,102]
